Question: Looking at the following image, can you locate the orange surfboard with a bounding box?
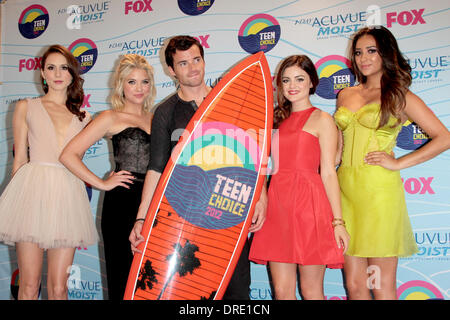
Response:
[124,51,273,300]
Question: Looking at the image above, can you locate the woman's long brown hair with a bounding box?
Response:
[40,44,86,121]
[350,26,412,128]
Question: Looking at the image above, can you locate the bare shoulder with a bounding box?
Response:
[15,99,28,110]
[94,109,117,122]
[13,99,29,118]
[402,90,441,128]
[318,109,337,129]
[405,90,426,107]
[309,108,337,136]
[315,111,338,146]
[336,86,359,107]
[311,108,334,122]
[84,110,117,132]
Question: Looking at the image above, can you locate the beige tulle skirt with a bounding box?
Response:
[0,162,98,249]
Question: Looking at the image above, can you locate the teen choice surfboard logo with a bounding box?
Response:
[68,38,98,74]
[18,4,49,39]
[178,0,215,16]
[314,55,355,99]
[238,13,281,54]
[165,122,260,230]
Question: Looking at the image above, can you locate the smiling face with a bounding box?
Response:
[41,52,73,92]
[354,34,383,79]
[281,65,313,108]
[122,68,152,107]
[168,44,205,88]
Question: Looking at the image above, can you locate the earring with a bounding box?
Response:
[43,79,47,85]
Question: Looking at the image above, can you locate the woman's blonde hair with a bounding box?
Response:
[110,54,156,112]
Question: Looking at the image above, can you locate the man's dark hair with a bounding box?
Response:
[165,35,204,69]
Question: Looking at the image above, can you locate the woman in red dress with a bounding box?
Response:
[249,55,349,300]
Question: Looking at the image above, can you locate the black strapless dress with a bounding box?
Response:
[101,127,150,300]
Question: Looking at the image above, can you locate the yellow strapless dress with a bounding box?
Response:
[334,103,418,257]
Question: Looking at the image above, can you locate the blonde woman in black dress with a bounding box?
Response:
[60,54,155,300]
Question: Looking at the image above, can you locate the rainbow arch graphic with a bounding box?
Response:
[315,55,351,79]
[18,4,49,39]
[239,14,280,37]
[68,38,98,74]
[397,280,444,300]
[18,4,48,24]
[238,13,281,54]
[314,55,355,99]
[68,38,97,58]
[178,121,261,172]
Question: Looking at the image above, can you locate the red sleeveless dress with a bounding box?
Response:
[249,107,344,268]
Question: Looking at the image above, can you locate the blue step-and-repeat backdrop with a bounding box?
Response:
[0,0,449,300]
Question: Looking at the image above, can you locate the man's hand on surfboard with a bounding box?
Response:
[129,221,145,254]
[249,187,267,233]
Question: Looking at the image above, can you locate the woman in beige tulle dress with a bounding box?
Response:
[0,45,98,299]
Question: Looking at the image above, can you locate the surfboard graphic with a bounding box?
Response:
[124,51,273,300]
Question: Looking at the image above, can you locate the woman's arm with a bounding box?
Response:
[11,100,29,176]
[59,110,134,190]
[335,129,343,167]
[249,181,267,233]
[334,88,350,167]
[397,92,450,168]
[130,169,161,254]
[318,111,349,252]
[365,92,450,170]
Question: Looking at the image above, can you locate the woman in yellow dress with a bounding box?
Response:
[334,26,450,300]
